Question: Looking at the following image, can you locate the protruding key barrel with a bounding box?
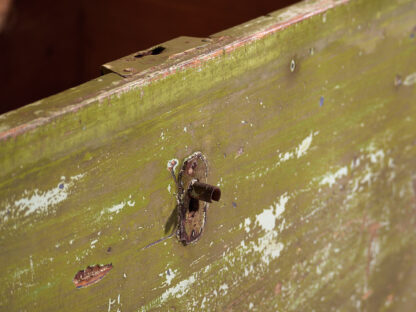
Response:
[188,180,221,203]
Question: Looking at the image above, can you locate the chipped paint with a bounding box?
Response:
[90,239,98,249]
[403,72,416,86]
[219,283,229,295]
[320,166,348,187]
[160,268,177,287]
[0,174,84,225]
[141,139,398,311]
[255,207,275,232]
[106,202,125,214]
[158,272,197,304]
[141,194,288,310]
[73,264,113,288]
[244,217,251,233]
[245,132,318,182]
[255,194,288,232]
[2,0,416,310]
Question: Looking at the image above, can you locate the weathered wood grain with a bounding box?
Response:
[1,0,416,311]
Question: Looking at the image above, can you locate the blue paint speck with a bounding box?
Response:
[59,183,64,189]
[319,96,324,107]
[411,33,415,39]
[232,202,237,208]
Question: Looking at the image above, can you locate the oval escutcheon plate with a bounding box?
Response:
[177,152,208,245]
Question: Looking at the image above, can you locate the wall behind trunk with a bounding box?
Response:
[0,0,297,114]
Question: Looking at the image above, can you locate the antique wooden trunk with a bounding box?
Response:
[1,0,416,310]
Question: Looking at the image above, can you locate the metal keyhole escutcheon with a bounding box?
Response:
[176,152,221,245]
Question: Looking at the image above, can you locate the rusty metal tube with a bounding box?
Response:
[189,181,221,203]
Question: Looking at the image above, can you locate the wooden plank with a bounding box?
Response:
[1,0,416,310]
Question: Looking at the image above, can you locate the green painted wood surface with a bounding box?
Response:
[1,0,416,310]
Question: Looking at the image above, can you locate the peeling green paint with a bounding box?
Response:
[1,0,416,311]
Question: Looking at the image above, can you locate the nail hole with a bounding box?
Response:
[290,59,296,72]
[135,46,166,58]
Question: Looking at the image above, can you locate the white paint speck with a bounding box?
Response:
[316,265,322,275]
[90,239,98,249]
[108,298,116,312]
[320,166,348,187]
[164,268,177,286]
[296,132,313,158]
[107,202,125,214]
[14,186,68,216]
[219,283,229,295]
[256,193,289,231]
[273,132,316,170]
[403,72,416,86]
[244,217,251,233]
[368,149,384,164]
[280,151,294,162]
[3,174,85,221]
[200,297,207,309]
[29,255,34,280]
[159,272,197,303]
[141,194,291,310]
[256,207,275,232]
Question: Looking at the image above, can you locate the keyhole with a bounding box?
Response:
[189,197,199,212]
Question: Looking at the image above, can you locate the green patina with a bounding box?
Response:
[1,0,416,311]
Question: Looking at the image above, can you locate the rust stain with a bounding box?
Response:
[0,0,349,142]
[362,289,373,300]
[274,282,282,295]
[73,263,113,289]
[366,221,381,280]
[386,293,394,304]
[235,147,244,158]
[332,215,384,292]
[332,218,362,239]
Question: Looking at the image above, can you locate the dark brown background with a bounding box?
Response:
[0,0,297,114]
